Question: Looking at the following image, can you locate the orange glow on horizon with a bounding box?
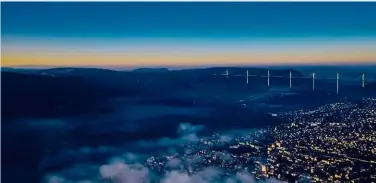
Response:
[2,49,376,67]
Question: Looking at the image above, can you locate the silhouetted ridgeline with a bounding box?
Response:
[132,68,170,73]
[0,67,332,122]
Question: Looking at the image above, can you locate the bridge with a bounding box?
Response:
[212,69,367,95]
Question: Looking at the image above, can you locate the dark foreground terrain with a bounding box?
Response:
[1,66,375,183]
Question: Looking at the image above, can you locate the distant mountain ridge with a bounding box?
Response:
[132,68,170,73]
[2,66,375,122]
[1,67,304,121]
[2,66,302,76]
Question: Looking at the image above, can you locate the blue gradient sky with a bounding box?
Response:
[2,2,376,67]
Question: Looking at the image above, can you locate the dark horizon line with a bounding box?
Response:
[2,62,376,71]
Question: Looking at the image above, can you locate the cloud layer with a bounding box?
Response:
[40,122,286,183]
[45,160,287,183]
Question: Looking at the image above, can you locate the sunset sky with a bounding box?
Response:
[2,2,376,68]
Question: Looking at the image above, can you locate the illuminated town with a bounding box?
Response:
[145,98,376,182]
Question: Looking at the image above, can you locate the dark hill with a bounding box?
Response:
[1,72,138,122]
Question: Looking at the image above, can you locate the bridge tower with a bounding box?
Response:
[336,73,339,95]
[312,72,315,91]
[246,70,249,84]
[267,70,270,86]
[289,70,292,88]
[362,73,365,88]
